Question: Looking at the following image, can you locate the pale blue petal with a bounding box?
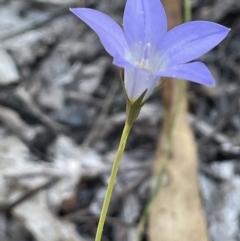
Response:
[124,67,159,101]
[158,21,230,66]
[157,62,215,86]
[113,54,134,68]
[123,0,167,47]
[70,8,129,65]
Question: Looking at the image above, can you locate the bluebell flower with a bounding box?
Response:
[70,0,230,103]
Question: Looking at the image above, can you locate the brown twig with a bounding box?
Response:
[0,177,59,213]
[82,79,120,147]
[14,86,68,133]
[199,91,240,145]
[65,212,136,228]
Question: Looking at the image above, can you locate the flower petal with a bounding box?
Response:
[158,21,230,66]
[123,0,167,47]
[157,62,215,86]
[124,67,159,101]
[70,8,129,66]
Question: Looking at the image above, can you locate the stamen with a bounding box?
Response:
[140,43,151,67]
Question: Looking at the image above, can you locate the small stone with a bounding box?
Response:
[79,58,110,95]
[0,48,19,85]
[50,105,87,127]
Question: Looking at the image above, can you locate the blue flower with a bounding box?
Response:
[70,0,230,102]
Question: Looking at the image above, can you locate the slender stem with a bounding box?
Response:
[95,121,132,241]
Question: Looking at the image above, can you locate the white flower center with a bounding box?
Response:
[127,42,166,72]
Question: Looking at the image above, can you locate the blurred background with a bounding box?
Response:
[0,0,239,241]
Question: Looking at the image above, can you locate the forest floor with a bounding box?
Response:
[0,0,240,241]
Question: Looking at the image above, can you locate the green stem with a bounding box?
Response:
[184,0,192,22]
[95,121,132,241]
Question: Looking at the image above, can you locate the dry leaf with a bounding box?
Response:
[148,0,209,240]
